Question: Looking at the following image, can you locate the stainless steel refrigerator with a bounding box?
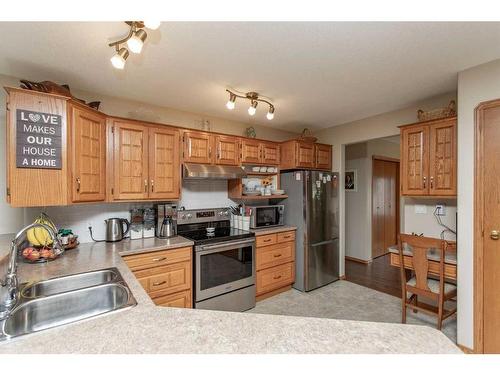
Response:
[281,170,339,292]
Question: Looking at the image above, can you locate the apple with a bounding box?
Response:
[22,247,35,258]
[40,248,51,259]
[29,250,40,261]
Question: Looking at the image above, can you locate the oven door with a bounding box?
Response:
[195,238,255,302]
[251,206,284,228]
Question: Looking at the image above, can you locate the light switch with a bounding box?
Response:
[414,204,427,214]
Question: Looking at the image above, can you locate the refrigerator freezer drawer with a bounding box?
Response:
[305,238,339,291]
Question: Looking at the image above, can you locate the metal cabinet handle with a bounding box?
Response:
[263,238,272,243]
[153,257,167,262]
[430,176,434,189]
[423,176,427,189]
[76,177,81,193]
[273,254,282,258]
[491,230,500,240]
[144,179,148,193]
[153,280,167,286]
[151,180,154,193]
[273,275,282,280]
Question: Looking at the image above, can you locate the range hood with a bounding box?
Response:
[183,163,247,180]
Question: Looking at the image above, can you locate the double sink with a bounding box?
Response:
[0,268,136,341]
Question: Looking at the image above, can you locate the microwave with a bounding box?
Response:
[249,205,284,229]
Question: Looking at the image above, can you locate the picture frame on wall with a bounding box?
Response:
[345,169,357,192]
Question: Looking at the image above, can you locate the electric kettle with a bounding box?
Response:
[105,218,130,242]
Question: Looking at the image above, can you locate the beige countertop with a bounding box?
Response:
[388,245,457,265]
[250,225,297,236]
[0,234,460,354]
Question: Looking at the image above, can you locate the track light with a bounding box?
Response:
[110,47,129,69]
[248,101,258,116]
[266,106,275,120]
[226,93,236,110]
[127,29,147,54]
[225,89,276,120]
[144,20,161,30]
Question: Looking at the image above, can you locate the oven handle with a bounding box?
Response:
[197,238,256,252]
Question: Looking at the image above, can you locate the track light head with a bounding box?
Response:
[226,93,236,110]
[127,29,147,54]
[110,47,129,69]
[266,106,275,120]
[248,100,258,116]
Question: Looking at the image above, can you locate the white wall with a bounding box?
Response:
[456,58,500,349]
[0,73,297,239]
[403,198,456,240]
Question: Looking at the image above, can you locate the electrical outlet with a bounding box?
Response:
[436,204,446,216]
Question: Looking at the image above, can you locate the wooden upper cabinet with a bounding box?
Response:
[314,144,332,170]
[295,142,315,168]
[70,105,106,202]
[214,135,240,165]
[241,139,261,164]
[183,130,213,164]
[429,119,457,196]
[113,121,149,200]
[280,140,332,170]
[400,117,456,197]
[148,127,180,200]
[261,142,280,165]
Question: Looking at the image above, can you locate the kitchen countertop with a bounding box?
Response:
[250,225,297,236]
[388,245,457,265]
[0,234,460,354]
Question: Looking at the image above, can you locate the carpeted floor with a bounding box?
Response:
[248,280,457,343]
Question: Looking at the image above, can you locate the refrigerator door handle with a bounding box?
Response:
[310,238,339,247]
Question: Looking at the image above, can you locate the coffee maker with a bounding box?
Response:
[155,203,178,238]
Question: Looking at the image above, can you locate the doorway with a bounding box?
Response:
[372,156,400,259]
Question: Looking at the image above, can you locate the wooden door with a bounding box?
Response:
[295,142,315,168]
[372,159,386,258]
[261,142,280,165]
[71,106,106,202]
[241,139,261,164]
[214,135,240,165]
[429,119,457,196]
[475,101,500,353]
[148,127,180,200]
[315,144,332,170]
[401,124,429,195]
[113,121,149,200]
[183,131,213,164]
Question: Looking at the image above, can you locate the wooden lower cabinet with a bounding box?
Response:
[123,246,192,308]
[255,230,296,301]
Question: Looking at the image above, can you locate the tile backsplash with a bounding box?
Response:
[24,180,235,244]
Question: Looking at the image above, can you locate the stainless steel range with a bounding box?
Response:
[177,208,256,312]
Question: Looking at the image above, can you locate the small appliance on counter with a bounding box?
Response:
[248,205,284,229]
[130,208,144,240]
[105,218,130,242]
[155,203,178,238]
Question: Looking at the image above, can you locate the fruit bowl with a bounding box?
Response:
[21,245,64,263]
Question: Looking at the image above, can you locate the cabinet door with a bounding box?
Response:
[241,139,262,164]
[261,142,280,165]
[295,142,315,168]
[71,106,106,202]
[214,135,240,165]
[183,131,213,164]
[314,144,332,170]
[149,127,180,200]
[113,121,149,200]
[429,119,457,196]
[400,125,429,195]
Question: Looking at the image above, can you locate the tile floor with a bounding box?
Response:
[248,280,457,343]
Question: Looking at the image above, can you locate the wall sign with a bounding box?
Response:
[16,109,62,169]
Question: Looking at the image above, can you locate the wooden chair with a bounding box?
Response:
[398,234,457,330]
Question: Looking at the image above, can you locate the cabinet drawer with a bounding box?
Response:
[123,247,191,271]
[135,260,191,298]
[256,233,277,247]
[153,289,192,308]
[256,262,294,295]
[256,241,295,271]
[277,230,295,243]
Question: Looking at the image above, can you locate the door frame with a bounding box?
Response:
[371,155,400,260]
[473,99,500,354]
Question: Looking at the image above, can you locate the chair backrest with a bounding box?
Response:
[398,234,445,295]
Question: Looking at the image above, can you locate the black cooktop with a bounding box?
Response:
[178,222,254,245]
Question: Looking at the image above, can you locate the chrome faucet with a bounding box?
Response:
[0,223,62,319]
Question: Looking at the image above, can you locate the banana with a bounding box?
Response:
[26,213,57,247]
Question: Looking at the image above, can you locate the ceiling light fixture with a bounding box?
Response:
[144,20,161,30]
[225,89,276,120]
[108,21,160,69]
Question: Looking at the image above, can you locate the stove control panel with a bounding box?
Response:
[177,208,231,225]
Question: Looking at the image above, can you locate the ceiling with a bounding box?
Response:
[0,22,499,133]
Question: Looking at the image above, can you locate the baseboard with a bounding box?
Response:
[345,256,372,264]
[256,285,291,302]
[457,344,475,354]
[339,275,346,280]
